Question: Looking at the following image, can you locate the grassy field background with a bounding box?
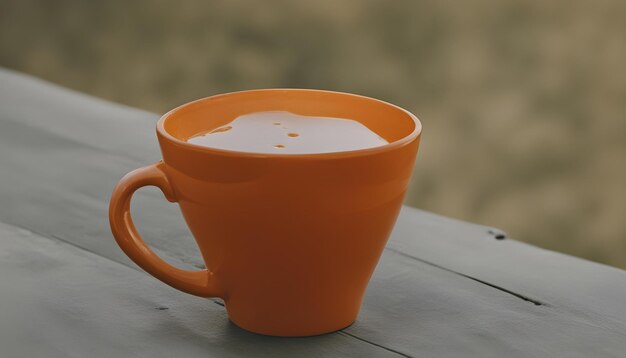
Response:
[1,0,625,268]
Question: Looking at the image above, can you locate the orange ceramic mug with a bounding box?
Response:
[109,89,421,336]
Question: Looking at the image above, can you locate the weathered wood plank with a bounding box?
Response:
[0,222,398,358]
[2,68,626,357]
[391,209,626,328]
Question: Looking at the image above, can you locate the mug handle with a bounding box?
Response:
[109,161,224,298]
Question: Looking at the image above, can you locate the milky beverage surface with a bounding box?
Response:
[186,111,388,154]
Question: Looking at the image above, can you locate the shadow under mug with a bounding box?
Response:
[109,89,422,336]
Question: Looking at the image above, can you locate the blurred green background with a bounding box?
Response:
[1,0,624,268]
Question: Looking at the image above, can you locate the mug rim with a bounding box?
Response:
[157,89,422,159]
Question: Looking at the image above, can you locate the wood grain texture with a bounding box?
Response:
[1,68,625,357]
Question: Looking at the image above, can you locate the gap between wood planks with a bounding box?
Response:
[2,220,228,309]
[384,246,546,306]
[338,331,413,358]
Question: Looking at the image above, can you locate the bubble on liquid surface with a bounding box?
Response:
[287,133,299,137]
[273,144,285,149]
[209,126,232,134]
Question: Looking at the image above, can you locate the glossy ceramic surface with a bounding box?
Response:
[109,89,421,336]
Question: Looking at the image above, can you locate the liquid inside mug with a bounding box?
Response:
[109,89,422,336]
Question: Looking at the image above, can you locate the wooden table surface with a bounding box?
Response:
[1,68,625,358]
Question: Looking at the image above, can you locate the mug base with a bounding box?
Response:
[228,317,356,337]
